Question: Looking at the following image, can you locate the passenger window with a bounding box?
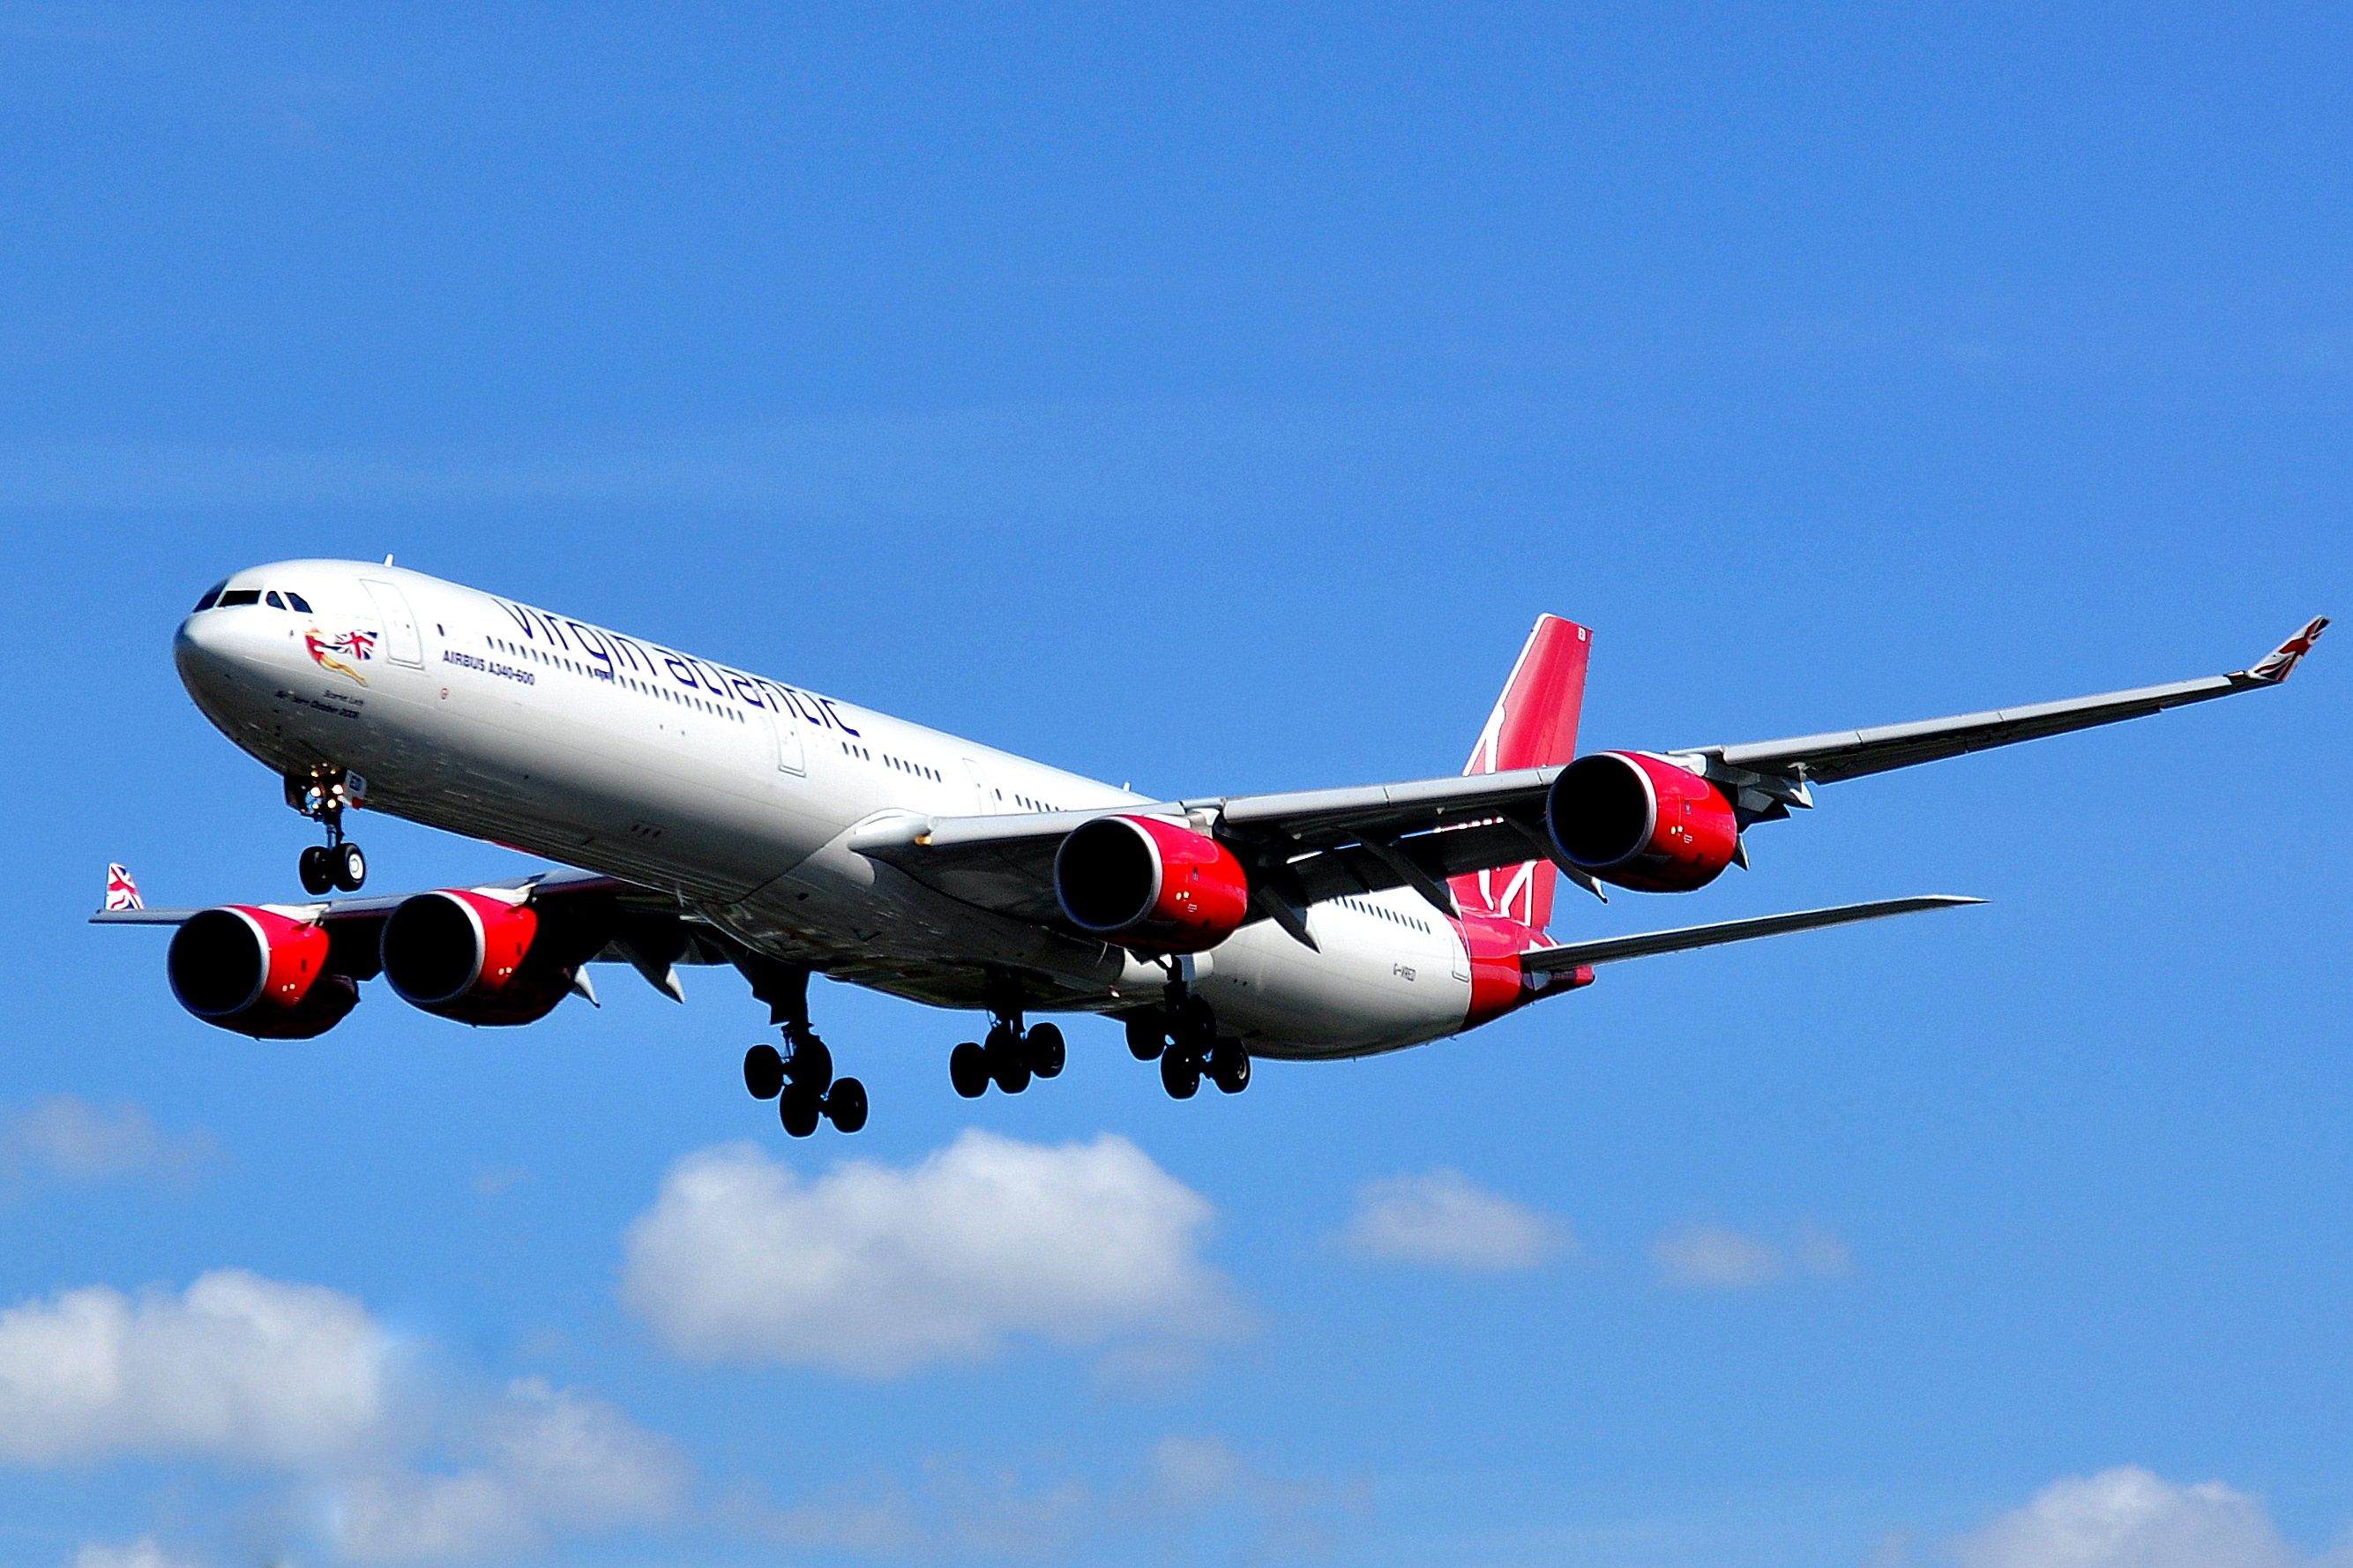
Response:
[286,593,312,613]
[217,589,260,607]
[193,580,226,611]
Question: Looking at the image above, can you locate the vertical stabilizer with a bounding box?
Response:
[1449,616,1590,932]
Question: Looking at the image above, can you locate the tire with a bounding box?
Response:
[779,1085,823,1137]
[1124,1013,1166,1061]
[788,1036,833,1094]
[1160,1049,1200,1100]
[990,1035,1031,1095]
[1209,1041,1251,1094]
[743,1043,785,1099]
[298,845,334,896]
[333,841,367,892]
[825,1077,869,1133]
[1026,1021,1065,1079]
[950,1042,990,1098]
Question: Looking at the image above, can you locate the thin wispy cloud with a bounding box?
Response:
[748,1433,1366,1564]
[621,1132,1250,1382]
[1337,1168,1572,1272]
[68,1542,198,1568]
[1650,1221,1855,1289]
[2,1095,216,1187]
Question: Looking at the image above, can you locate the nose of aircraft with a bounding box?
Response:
[174,592,293,694]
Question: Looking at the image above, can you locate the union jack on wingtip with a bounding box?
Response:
[2246,616,2328,684]
[103,864,142,913]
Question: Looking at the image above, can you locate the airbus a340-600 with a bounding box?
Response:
[97,562,2327,1135]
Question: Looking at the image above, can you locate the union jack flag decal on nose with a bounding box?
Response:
[103,864,142,912]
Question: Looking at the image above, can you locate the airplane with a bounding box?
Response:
[95,560,2327,1135]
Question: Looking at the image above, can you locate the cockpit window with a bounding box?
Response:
[193,580,227,612]
[285,592,313,614]
[265,591,286,609]
[216,589,261,607]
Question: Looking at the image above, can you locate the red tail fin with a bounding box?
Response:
[1449,616,1590,932]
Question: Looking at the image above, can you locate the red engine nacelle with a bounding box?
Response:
[1054,815,1252,953]
[379,890,571,1027]
[1545,750,1741,892]
[167,906,359,1040]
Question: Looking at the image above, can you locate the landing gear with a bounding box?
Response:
[738,959,867,1135]
[288,767,367,893]
[1135,977,1252,1101]
[946,973,1068,1097]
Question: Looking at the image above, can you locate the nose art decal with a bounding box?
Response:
[304,625,377,685]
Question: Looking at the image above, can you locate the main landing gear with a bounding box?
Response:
[949,971,1066,1098]
[288,768,368,895]
[1123,979,1251,1100]
[740,960,867,1136]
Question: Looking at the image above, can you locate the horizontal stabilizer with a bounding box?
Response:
[1520,894,1983,973]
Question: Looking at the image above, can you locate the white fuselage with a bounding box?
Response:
[172,561,1484,1059]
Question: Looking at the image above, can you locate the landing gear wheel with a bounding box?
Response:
[950,1042,990,1098]
[1161,1048,1201,1100]
[1125,1014,1166,1061]
[779,1084,823,1137]
[298,845,334,896]
[986,1024,1031,1094]
[1208,1041,1251,1094]
[1026,1022,1065,1079]
[825,1077,869,1133]
[787,1036,833,1094]
[332,841,367,892]
[743,1043,785,1100]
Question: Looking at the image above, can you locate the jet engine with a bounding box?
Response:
[379,889,609,1027]
[167,906,360,1039]
[1055,816,1251,953]
[1546,750,1740,892]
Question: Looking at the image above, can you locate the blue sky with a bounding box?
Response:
[0,3,2347,1564]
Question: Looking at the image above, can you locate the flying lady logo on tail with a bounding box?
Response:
[305,625,376,685]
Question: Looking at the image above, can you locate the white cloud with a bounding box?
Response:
[68,1542,198,1568]
[1338,1169,1572,1271]
[0,1269,683,1564]
[0,1269,386,1465]
[1650,1221,1854,1289]
[621,1132,1247,1379]
[332,1378,687,1563]
[1955,1467,2312,1568]
[3,1095,215,1185]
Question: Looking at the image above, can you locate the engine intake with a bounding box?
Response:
[167,906,359,1039]
[380,889,594,1027]
[1546,751,1740,892]
[1055,816,1251,953]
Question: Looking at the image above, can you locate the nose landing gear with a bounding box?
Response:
[287,768,367,894]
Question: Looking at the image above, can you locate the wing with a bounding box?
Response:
[1681,616,2329,803]
[854,617,2326,937]
[90,866,733,1001]
[1518,894,1982,973]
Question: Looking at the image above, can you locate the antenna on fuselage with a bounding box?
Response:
[384,554,395,565]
